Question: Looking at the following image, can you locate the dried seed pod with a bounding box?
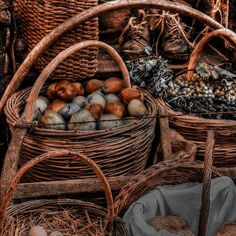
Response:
[55,80,77,101]
[28,226,47,236]
[73,82,85,96]
[72,96,86,107]
[58,102,81,119]
[47,83,58,99]
[85,93,106,109]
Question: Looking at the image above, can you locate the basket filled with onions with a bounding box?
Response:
[4,40,157,182]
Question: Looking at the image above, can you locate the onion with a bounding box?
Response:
[85,93,106,109]
[72,96,86,107]
[28,226,47,236]
[58,102,81,119]
[128,99,147,117]
[123,116,138,125]
[49,231,63,236]
[105,94,121,103]
[33,96,49,120]
[120,88,143,103]
[86,79,104,94]
[68,109,96,131]
[85,103,103,120]
[55,80,77,101]
[73,82,85,96]
[104,77,124,94]
[98,114,124,130]
[48,99,66,112]
[38,110,66,130]
[105,102,125,118]
[47,83,57,99]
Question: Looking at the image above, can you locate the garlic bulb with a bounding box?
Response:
[68,109,96,131]
[128,99,147,117]
[72,96,86,107]
[38,110,66,130]
[33,96,49,120]
[85,93,106,109]
[58,102,81,119]
[105,94,121,103]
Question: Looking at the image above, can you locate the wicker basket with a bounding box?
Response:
[114,131,223,236]
[0,150,127,236]
[4,40,157,182]
[13,0,99,81]
[157,29,236,168]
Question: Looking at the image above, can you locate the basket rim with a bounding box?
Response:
[5,86,157,136]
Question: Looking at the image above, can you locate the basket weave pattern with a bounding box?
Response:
[13,0,99,80]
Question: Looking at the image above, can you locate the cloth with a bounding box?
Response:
[123,177,236,236]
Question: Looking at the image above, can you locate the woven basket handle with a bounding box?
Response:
[187,28,236,80]
[0,150,115,235]
[198,130,215,236]
[23,40,130,124]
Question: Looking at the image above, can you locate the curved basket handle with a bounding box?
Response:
[0,0,225,113]
[23,40,130,123]
[198,130,215,236]
[0,150,115,235]
[187,28,236,80]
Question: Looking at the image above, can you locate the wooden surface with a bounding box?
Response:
[14,175,139,200]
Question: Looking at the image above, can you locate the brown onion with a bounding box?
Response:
[73,82,85,96]
[55,80,77,101]
[105,102,125,118]
[86,79,104,94]
[48,99,66,112]
[47,83,57,99]
[120,88,143,103]
[104,77,124,94]
[85,103,103,120]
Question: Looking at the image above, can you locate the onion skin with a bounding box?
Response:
[85,103,104,120]
[47,83,57,99]
[98,114,124,130]
[86,79,104,94]
[128,99,147,117]
[73,82,85,96]
[55,80,77,101]
[105,102,125,118]
[48,99,66,112]
[104,77,124,94]
[120,88,143,103]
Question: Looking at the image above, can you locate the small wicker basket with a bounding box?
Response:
[0,150,127,236]
[13,0,99,80]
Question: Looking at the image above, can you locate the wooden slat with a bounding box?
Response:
[14,175,139,199]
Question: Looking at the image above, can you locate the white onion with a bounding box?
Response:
[98,114,124,130]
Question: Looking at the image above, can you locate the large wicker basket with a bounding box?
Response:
[13,0,99,81]
[4,40,157,182]
[0,150,127,236]
[157,29,236,168]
